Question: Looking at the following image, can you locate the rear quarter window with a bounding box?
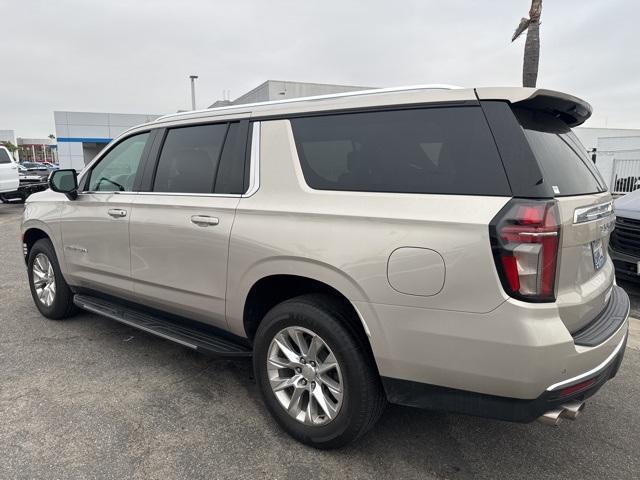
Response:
[290,106,511,196]
[513,108,606,196]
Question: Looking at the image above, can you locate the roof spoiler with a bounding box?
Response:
[475,87,592,127]
[511,89,592,127]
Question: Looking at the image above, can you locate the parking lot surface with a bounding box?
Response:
[1,202,639,479]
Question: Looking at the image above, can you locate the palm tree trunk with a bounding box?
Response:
[522,19,540,87]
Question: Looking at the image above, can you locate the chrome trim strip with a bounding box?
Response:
[136,192,241,198]
[243,122,260,198]
[79,191,241,198]
[519,231,558,237]
[573,201,613,224]
[546,327,628,392]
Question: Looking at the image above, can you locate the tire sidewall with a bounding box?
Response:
[254,300,371,447]
[27,239,68,318]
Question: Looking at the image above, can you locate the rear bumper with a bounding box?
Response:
[360,284,630,411]
[382,330,627,422]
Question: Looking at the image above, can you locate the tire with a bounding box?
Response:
[27,238,78,320]
[253,294,386,449]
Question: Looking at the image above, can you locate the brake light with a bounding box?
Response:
[490,199,560,302]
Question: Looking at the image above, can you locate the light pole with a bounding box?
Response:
[189,75,199,110]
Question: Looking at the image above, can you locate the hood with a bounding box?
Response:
[614,189,640,221]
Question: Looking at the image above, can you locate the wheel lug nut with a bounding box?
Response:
[301,379,307,385]
[300,358,306,364]
[311,382,316,388]
[295,367,302,373]
[310,361,316,367]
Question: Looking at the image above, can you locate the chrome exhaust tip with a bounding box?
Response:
[560,401,585,420]
[538,408,564,426]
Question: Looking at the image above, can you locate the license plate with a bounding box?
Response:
[591,239,605,271]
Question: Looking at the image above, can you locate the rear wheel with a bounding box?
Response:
[253,294,385,449]
[27,238,77,319]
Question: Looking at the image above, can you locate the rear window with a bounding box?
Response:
[514,108,606,196]
[290,107,511,196]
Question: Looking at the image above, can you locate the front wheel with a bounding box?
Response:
[253,294,386,449]
[27,238,78,319]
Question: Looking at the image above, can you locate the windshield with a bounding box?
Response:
[513,107,607,196]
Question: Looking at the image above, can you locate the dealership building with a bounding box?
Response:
[54,111,158,170]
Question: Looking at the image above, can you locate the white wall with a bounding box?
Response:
[54,111,159,171]
[592,136,640,190]
[574,127,640,152]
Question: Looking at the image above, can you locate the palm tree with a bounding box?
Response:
[512,0,543,87]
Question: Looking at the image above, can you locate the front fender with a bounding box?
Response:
[21,194,64,272]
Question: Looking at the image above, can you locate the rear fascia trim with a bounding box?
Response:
[546,328,628,391]
[573,201,613,224]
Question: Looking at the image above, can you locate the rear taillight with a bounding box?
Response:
[489,199,560,302]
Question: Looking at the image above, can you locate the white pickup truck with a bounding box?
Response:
[0,146,19,200]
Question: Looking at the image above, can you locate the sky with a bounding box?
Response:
[1,0,639,138]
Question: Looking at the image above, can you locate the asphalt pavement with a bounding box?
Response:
[1,202,639,479]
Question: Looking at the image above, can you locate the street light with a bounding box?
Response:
[189,75,199,110]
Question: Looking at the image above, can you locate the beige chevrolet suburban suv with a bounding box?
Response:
[22,85,629,448]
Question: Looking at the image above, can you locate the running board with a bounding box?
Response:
[73,294,252,357]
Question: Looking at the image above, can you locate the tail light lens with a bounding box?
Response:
[489,199,560,302]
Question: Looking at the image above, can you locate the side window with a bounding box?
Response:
[153,123,228,194]
[87,132,149,192]
[0,148,12,164]
[290,107,511,196]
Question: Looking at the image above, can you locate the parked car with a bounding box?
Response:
[609,189,640,279]
[0,146,19,200]
[20,161,50,177]
[18,164,46,183]
[21,85,629,448]
[41,161,59,171]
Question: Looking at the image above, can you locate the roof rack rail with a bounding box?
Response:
[156,84,464,122]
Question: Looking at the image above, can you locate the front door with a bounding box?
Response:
[60,131,151,299]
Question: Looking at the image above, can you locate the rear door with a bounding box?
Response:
[0,147,18,193]
[129,120,248,329]
[513,107,614,332]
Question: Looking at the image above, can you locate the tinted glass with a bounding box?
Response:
[0,149,11,164]
[87,132,149,191]
[514,108,606,196]
[153,123,228,194]
[290,107,510,195]
[214,122,246,194]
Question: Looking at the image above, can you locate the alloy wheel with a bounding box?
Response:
[32,253,56,307]
[266,326,344,426]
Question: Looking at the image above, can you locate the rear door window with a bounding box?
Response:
[153,123,228,194]
[290,107,511,196]
[513,108,606,196]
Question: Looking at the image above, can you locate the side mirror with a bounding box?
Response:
[49,169,78,200]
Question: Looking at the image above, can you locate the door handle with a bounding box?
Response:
[108,208,127,218]
[190,215,219,226]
